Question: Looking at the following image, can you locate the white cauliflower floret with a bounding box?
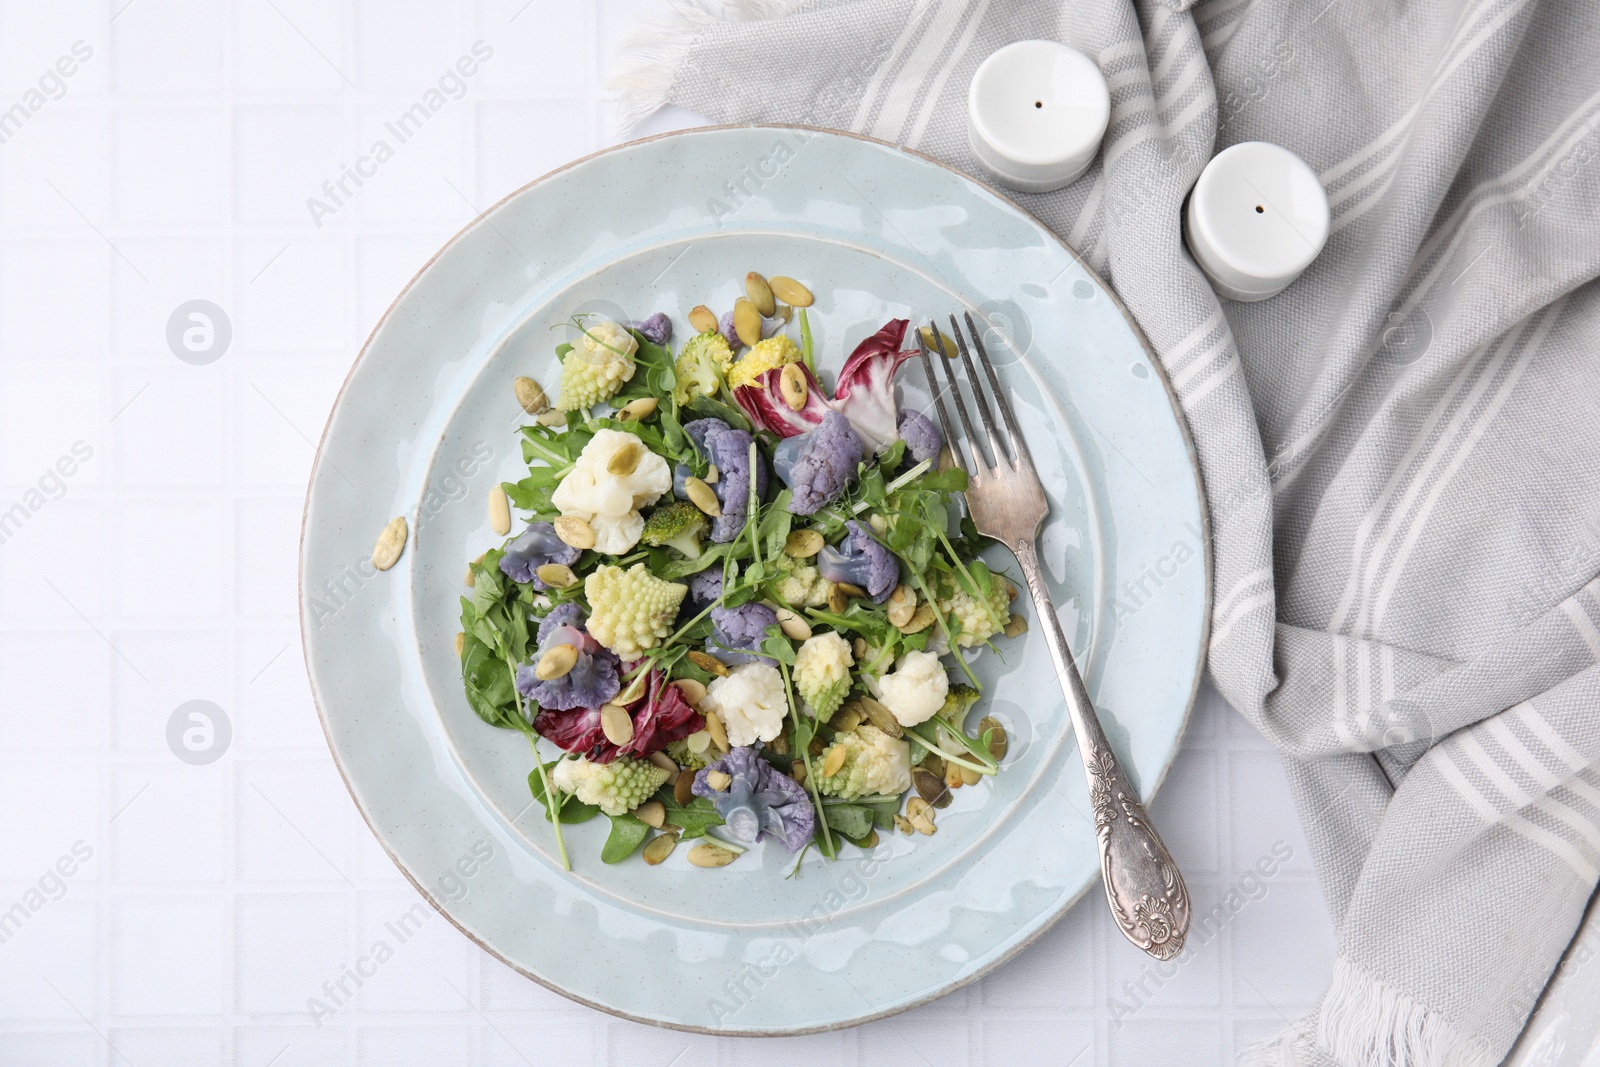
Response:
[699,663,788,748]
[870,649,950,727]
[793,631,853,718]
[772,560,832,607]
[557,319,638,410]
[551,428,671,553]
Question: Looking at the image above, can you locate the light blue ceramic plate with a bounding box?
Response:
[300,126,1208,1035]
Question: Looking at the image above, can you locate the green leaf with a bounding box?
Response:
[459,630,522,730]
[760,627,797,666]
[656,788,725,840]
[601,814,651,863]
[527,764,601,823]
[818,802,874,841]
[686,395,752,433]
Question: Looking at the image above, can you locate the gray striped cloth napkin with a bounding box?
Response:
[612,0,1600,1062]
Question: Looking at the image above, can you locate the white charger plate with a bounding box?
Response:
[300,126,1209,1034]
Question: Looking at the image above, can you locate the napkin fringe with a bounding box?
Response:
[1237,1016,1322,1066]
[610,0,815,133]
[1316,958,1494,1067]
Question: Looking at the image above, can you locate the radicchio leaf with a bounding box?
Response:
[531,667,703,764]
[831,318,919,453]
[732,361,832,438]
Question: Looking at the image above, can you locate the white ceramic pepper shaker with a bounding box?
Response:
[967,40,1110,193]
[1183,141,1330,301]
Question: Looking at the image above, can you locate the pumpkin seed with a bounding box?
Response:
[886,584,917,628]
[853,638,869,660]
[687,650,728,677]
[685,477,722,517]
[674,770,695,805]
[687,305,719,334]
[899,603,936,634]
[906,797,930,820]
[643,832,678,865]
[868,513,887,535]
[779,362,808,411]
[1003,578,1018,600]
[732,297,762,346]
[618,396,658,421]
[703,711,730,752]
[688,843,737,868]
[912,767,950,808]
[615,670,648,705]
[807,735,827,757]
[821,743,847,778]
[535,644,579,680]
[488,485,511,535]
[704,464,719,484]
[513,376,549,414]
[855,828,879,849]
[705,770,732,792]
[1003,613,1029,639]
[606,440,642,476]
[768,731,790,755]
[768,276,814,307]
[979,716,1008,761]
[918,325,958,358]
[537,408,567,427]
[858,697,903,738]
[634,800,666,829]
[454,632,465,658]
[686,729,711,755]
[827,585,847,613]
[775,303,794,324]
[372,516,408,570]
[944,761,964,789]
[894,814,915,835]
[671,678,707,705]
[536,562,577,588]
[937,444,957,470]
[772,603,811,640]
[553,515,596,550]
[790,760,807,785]
[958,765,982,787]
[830,705,864,733]
[464,565,475,587]
[836,581,867,598]
[600,703,634,746]
[745,272,777,317]
[784,529,823,558]
[647,751,679,781]
[906,796,937,834]
[920,754,945,779]
[911,812,937,836]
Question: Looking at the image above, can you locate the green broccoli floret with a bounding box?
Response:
[584,563,688,658]
[815,724,911,800]
[665,737,712,772]
[641,501,709,558]
[938,684,981,724]
[550,755,670,817]
[672,330,734,406]
[793,631,854,718]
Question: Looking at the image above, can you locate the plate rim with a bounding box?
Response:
[298,122,1213,1036]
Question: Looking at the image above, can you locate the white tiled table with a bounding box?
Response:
[0,2,1335,1063]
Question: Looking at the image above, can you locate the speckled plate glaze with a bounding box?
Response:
[300,126,1208,1035]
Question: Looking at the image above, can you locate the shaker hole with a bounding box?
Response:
[1255,205,1265,213]
[1034,100,1043,108]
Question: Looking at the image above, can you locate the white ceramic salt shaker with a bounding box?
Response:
[1183,141,1329,301]
[967,40,1110,193]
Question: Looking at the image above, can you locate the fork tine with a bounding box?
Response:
[923,322,989,472]
[948,314,1010,466]
[915,330,968,475]
[962,311,1037,472]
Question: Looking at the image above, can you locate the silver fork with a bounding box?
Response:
[916,312,1191,961]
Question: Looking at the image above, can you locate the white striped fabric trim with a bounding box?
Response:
[1368,302,1559,631]
[1179,351,1241,407]
[1097,39,1147,67]
[1332,632,1357,747]
[867,0,971,141]
[903,0,989,148]
[1169,332,1231,390]
[1435,743,1598,881]
[1106,68,1148,92]
[1214,565,1272,620]
[1562,597,1600,660]
[1355,637,1375,741]
[847,0,935,133]
[1209,590,1274,651]
[1065,172,1106,252]
[1469,730,1600,861]
[1510,700,1588,770]
[1486,717,1565,791]
[1163,307,1226,369]
[1161,87,1215,136]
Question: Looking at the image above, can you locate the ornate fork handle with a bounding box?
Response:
[1014,539,1191,959]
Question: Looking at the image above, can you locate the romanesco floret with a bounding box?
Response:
[726,334,801,389]
[672,330,733,406]
[557,319,638,411]
[771,558,832,607]
[641,501,708,558]
[793,631,854,718]
[550,755,669,816]
[815,724,911,800]
[584,563,687,658]
[936,572,1010,647]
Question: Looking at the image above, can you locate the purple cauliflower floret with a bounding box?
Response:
[692,746,815,853]
[687,569,724,610]
[515,605,621,711]
[897,408,942,465]
[682,417,769,542]
[499,522,581,590]
[773,410,863,515]
[708,602,778,666]
[633,312,671,345]
[817,520,899,603]
[718,311,740,349]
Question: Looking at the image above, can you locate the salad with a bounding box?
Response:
[457,271,1025,873]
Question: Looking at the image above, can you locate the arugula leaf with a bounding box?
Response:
[818,802,874,841]
[459,629,523,730]
[601,814,651,863]
[829,794,902,829]
[656,788,725,840]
